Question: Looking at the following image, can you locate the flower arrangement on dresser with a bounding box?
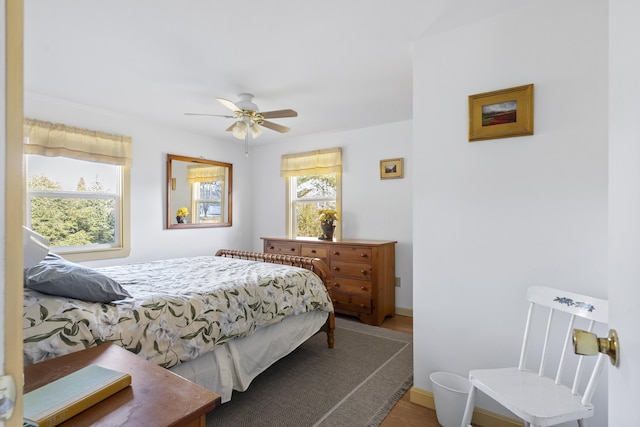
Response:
[318,209,339,241]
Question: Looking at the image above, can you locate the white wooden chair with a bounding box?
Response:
[461,286,609,427]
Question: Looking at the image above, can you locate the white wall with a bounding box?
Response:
[414,1,609,425]
[250,121,414,311]
[25,94,254,268]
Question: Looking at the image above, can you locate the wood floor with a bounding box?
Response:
[375,314,442,427]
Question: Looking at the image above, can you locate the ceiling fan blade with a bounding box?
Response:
[261,120,291,133]
[260,109,298,119]
[185,113,235,118]
[216,97,241,112]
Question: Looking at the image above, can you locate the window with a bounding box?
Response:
[281,148,342,238]
[193,182,223,223]
[287,174,340,238]
[187,163,229,225]
[24,119,131,261]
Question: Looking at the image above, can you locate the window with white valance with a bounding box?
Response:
[280,147,342,177]
[24,118,132,166]
[281,147,342,238]
[23,118,131,261]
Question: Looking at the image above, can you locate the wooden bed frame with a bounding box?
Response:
[215,249,335,348]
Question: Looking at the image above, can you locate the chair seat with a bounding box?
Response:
[469,367,594,427]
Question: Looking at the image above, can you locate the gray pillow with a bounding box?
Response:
[24,253,131,303]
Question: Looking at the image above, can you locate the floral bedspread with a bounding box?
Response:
[23,256,333,368]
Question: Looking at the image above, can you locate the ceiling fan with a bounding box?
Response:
[185,93,298,141]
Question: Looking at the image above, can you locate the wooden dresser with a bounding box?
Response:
[262,237,396,326]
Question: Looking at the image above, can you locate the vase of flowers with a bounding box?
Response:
[176,207,189,224]
[318,209,339,241]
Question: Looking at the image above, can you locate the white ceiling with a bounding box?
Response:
[24,1,519,144]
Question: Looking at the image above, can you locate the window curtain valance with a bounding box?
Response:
[186,165,227,183]
[280,147,342,177]
[23,118,132,167]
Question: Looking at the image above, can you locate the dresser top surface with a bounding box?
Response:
[261,236,397,246]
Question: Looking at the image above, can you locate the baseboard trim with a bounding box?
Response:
[409,386,521,427]
[395,306,413,317]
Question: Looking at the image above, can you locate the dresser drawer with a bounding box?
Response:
[330,261,372,279]
[330,292,372,314]
[329,277,372,296]
[301,245,327,259]
[329,246,372,263]
[264,240,300,255]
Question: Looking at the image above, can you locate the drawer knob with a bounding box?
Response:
[333,267,339,271]
[333,251,339,255]
[311,249,316,253]
[360,304,365,308]
[290,248,295,251]
[269,246,274,249]
[361,286,367,291]
[360,269,367,274]
[334,283,340,287]
[360,253,367,257]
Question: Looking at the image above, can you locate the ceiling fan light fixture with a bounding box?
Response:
[249,123,263,139]
[231,121,247,139]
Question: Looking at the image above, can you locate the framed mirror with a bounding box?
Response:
[167,154,232,229]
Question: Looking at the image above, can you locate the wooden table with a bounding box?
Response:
[24,343,221,427]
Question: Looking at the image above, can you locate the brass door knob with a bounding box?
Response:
[573,328,619,366]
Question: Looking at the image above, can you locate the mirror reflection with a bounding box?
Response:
[167,154,232,228]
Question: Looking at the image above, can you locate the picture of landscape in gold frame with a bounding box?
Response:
[380,158,404,179]
[469,84,534,142]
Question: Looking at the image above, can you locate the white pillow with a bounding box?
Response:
[23,227,50,268]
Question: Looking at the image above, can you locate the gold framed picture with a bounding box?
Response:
[380,158,403,179]
[468,84,534,142]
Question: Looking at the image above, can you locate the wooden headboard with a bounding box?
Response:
[214,249,330,287]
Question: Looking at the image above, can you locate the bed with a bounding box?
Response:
[23,249,335,403]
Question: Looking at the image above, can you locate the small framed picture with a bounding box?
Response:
[380,158,404,179]
[468,84,534,142]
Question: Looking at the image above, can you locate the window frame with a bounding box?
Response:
[285,172,342,239]
[191,181,225,224]
[25,155,131,262]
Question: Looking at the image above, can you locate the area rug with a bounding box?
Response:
[206,316,413,427]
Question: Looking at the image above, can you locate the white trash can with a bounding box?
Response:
[429,371,471,427]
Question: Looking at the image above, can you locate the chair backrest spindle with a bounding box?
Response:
[571,319,596,394]
[538,308,555,376]
[581,353,606,405]
[518,301,535,370]
[555,314,576,384]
